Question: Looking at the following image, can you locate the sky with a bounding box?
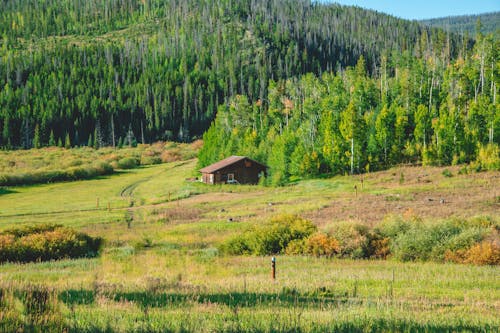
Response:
[322,1,500,20]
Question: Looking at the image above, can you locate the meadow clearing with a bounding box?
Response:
[0,147,499,332]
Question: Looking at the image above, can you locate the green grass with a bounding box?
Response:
[0,153,499,332]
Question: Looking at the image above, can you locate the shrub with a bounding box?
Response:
[376,216,413,239]
[160,149,182,163]
[326,221,373,259]
[219,214,317,256]
[430,227,486,261]
[446,241,500,265]
[284,239,306,255]
[442,169,453,177]
[140,155,162,165]
[369,235,391,259]
[303,233,340,257]
[250,215,317,255]
[388,219,494,262]
[391,221,462,262]
[117,157,139,169]
[0,224,102,263]
[219,235,253,256]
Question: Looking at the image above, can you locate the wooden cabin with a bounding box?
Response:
[199,156,267,185]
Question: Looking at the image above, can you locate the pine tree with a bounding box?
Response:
[49,130,56,146]
[33,124,41,149]
[64,133,71,149]
[87,134,93,148]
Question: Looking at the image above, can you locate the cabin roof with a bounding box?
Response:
[199,156,267,173]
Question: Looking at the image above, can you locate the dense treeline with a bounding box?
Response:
[421,12,500,36]
[0,0,469,148]
[199,29,499,183]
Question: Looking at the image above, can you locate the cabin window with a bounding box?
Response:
[227,173,234,182]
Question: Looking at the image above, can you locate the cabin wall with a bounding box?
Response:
[201,158,267,185]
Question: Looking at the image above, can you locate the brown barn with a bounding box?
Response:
[199,156,267,185]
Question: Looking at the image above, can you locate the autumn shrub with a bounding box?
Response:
[0,224,102,263]
[435,228,487,259]
[326,221,374,259]
[303,233,340,257]
[160,149,182,163]
[446,241,500,265]
[369,236,391,259]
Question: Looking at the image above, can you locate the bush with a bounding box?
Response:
[391,221,462,262]
[117,157,139,169]
[388,218,494,262]
[219,214,317,256]
[376,216,413,239]
[284,239,306,255]
[303,233,340,257]
[446,241,500,265]
[250,215,317,255]
[219,235,253,256]
[160,149,182,163]
[0,224,102,263]
[326,221,373,259]
[140,155,162,165]
[442,169,453,177]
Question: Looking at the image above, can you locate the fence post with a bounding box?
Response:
[271,257,276,280]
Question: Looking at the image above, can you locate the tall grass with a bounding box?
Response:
[0,141,200,186]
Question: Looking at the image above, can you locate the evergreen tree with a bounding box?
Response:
[49,130,56,146]
[33,124,41,149]
[65,133,71,149]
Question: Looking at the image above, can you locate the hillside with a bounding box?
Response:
[420,12,500,35]
[0,0,469,149]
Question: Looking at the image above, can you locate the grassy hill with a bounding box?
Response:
[0,147,499,331]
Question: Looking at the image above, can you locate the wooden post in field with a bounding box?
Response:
[354,185,358,198]
[169,192,171,201]
[271,257,276,280]
[96,197,99,209]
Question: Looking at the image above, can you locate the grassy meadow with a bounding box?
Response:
[0,146,499,332]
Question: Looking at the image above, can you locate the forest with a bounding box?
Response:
[421,11,499,36]
[0,0,498,182]
[1,0,473,147]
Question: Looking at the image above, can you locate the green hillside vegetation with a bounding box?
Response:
[421,12,500,36]
[0,156,499,331]
[199,46,499,184]
[1,0,470,149]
